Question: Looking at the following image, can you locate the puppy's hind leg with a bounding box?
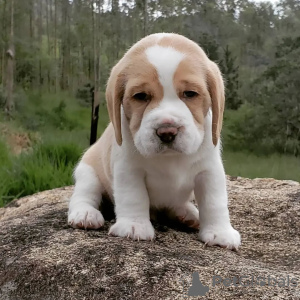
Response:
[171,201,200,229]
[68,162,104,229]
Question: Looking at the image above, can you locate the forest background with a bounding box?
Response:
[0,0,299,206]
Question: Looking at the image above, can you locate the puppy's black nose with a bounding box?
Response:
[156,126,178,143]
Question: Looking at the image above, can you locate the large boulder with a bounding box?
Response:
[0,177,299,300]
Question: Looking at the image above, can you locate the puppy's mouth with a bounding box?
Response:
[157,143,183,155]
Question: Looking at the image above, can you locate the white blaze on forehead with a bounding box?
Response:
[145,45,185,98]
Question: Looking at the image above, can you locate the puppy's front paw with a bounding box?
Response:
[199,225,241,250]
[109,218,155,241]
[68,204,104,229]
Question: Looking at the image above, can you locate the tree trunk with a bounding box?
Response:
[111,0,119,61]
[98,0,102,96]
[29,0,34,40]
[92,0,97,87]
[37,0,43,92]
[60,0,69,90]
[46,0,51,91]
[5,0,15,114]
[54,0,58,92]
[1,0,7,90]
[144,0,148,36]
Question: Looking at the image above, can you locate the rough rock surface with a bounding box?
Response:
[0,177,299,300]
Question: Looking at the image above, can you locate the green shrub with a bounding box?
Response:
[222,103,292,155]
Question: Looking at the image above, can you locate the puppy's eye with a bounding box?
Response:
[183,91,198,98]
[133,92,149,101]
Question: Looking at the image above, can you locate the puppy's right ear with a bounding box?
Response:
[206,61,225,146]
[106,65,125,146]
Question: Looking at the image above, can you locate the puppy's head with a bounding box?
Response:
[106,33,225,157]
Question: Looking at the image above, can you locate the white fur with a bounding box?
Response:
[68,41,241,249]
[145,45,185,90]
[111,109,239,248]
[68,163,104,229]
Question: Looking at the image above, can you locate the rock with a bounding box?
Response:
[0,177,299,300]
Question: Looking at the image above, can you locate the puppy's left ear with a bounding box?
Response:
[106,65,125,146]
[207,61,225,146]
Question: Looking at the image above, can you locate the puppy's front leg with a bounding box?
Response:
[109,163,154,240]
[68,163,104,229]
[195,160,241,249]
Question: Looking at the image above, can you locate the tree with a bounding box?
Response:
[197,33,219,62]
[5,0,14,113]
[247,36,300,155]
[0,0,7,87]
[220,46,241,110]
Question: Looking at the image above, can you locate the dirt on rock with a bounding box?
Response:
[0,176,299,300]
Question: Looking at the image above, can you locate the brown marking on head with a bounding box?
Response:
[173,57,211,131]
[122,59,164,137]
[159,34,225,145]
[106,35,164,145]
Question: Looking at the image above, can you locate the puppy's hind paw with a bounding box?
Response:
[173,202,200,229]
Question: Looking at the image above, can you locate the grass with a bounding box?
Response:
[0,89,112,207]
[10,89,109,147]
[0,140,83,207]
[1,145,298,207]
[223,151,300,182]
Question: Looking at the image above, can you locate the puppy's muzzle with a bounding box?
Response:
[156,124,178,144]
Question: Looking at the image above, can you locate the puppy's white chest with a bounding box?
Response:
[144,156,199,207]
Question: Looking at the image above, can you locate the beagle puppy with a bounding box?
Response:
[68,33,241,249]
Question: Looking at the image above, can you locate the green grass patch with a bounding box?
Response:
[0,141,83,207]
[223,151,300,182]
[11,89,109,147]
[0,139,11,168]
[0,89,110,206]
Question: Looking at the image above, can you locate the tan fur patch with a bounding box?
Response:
[82,123,114,198]
[122,55,164,137]
[158,33,225,145]
[173,57,211,129]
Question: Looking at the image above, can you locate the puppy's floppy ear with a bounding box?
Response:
[207,61,225,146]
[106,65,125,146]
